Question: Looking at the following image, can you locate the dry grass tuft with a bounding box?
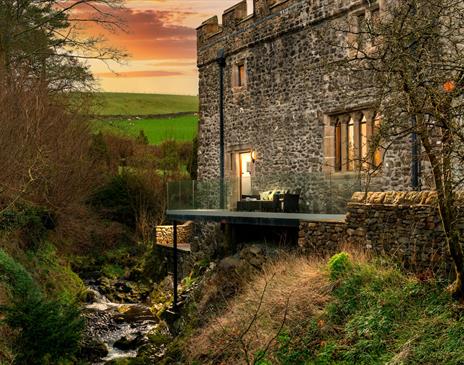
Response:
[186,254,332,365]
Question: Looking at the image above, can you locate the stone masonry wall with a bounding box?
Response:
[298,191,455,274]
[298,221,348,256]
[156,221,194,245]
[197,0,413,192]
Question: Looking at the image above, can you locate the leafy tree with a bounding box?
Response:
[0,0,126,92]
[326,0,464,297]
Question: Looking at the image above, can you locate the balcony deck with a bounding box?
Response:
[166,209,346,226]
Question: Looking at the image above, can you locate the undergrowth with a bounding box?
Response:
[268,253,463,365]
[0,249,83,365]
[185,252,464,365]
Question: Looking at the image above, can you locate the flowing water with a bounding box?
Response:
[83,287,163,364]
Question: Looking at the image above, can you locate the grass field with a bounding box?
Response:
[93,114,198,145]
[94,92,198,116]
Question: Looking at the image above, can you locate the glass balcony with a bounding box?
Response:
[167,172,365,214]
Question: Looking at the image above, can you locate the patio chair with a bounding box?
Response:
[283,193,300,213]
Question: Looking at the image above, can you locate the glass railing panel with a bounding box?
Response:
[167,172,363,214]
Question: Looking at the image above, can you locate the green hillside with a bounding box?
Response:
[93,114,198,145]
[94,92,198,116]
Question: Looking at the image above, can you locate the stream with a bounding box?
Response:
[82,287,169,364]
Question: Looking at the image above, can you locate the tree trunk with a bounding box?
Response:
[422,128,464,299]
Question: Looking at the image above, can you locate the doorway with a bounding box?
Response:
[239,151,253,197]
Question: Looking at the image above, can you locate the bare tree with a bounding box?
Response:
[324,0,464,298]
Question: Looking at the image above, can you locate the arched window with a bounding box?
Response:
[332,111,382,172]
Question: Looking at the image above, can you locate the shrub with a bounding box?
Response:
[5,296,83,365]
[136,130,149,145]
[0,204,54,250]
[327,252,352,280]
[89,170,164,231]
[0,81,102,211]
[0,249,84,364]
[28,242,85,302]
[187,136,198,180]
[103,133,136,171]
[90,131,110,167]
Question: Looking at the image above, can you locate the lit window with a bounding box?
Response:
[334,111,382,172]
[360,115,368,168]
[373,115,382,167]
[335,120,342,172]
[348,117,355,171]
[237,63,245,87]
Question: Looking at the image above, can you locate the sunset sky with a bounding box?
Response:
[88,0,254,95]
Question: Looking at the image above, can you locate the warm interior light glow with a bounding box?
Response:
[251,150,257,162]
[374,115,382,167]
[238,63,245,87]
[348,118,355,171]
[443,80,456,93]
[240,152,252,196]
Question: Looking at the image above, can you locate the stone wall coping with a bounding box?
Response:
[156,221,193,229]
[300,220,346,225]
[223,0,246,15]
[348,202,436,209]
[350,191,464,206]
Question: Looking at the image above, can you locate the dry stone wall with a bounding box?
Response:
[156,221,193,245]
[298,191,456,274]
[197,0,413,191]
[298,221,347,255]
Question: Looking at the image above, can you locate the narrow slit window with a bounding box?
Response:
[335,121,342,172]
[347,118,355,171]
[373,115,382,167]
[360,115,368,168]
[238,63,245,87]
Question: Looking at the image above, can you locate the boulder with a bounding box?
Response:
[113,334,146,351]
[113,305,157,324]
[78,339,108,363]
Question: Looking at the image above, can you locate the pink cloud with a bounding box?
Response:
[96,70,183,78]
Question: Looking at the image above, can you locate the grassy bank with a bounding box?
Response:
[93,114,198,145]
[178,252,464,365]
[94,93,198,116]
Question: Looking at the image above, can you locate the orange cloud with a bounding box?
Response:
[96,70,183,78]
[72,1,237,93]
[80,8,196,60]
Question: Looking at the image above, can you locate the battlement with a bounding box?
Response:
[197,0,294,48]
[196,0,375,52]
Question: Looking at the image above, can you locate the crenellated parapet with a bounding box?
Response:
[197,0,297,49]
[197,15,222,47]
[222,1,248,29]
[197,0,374,63]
